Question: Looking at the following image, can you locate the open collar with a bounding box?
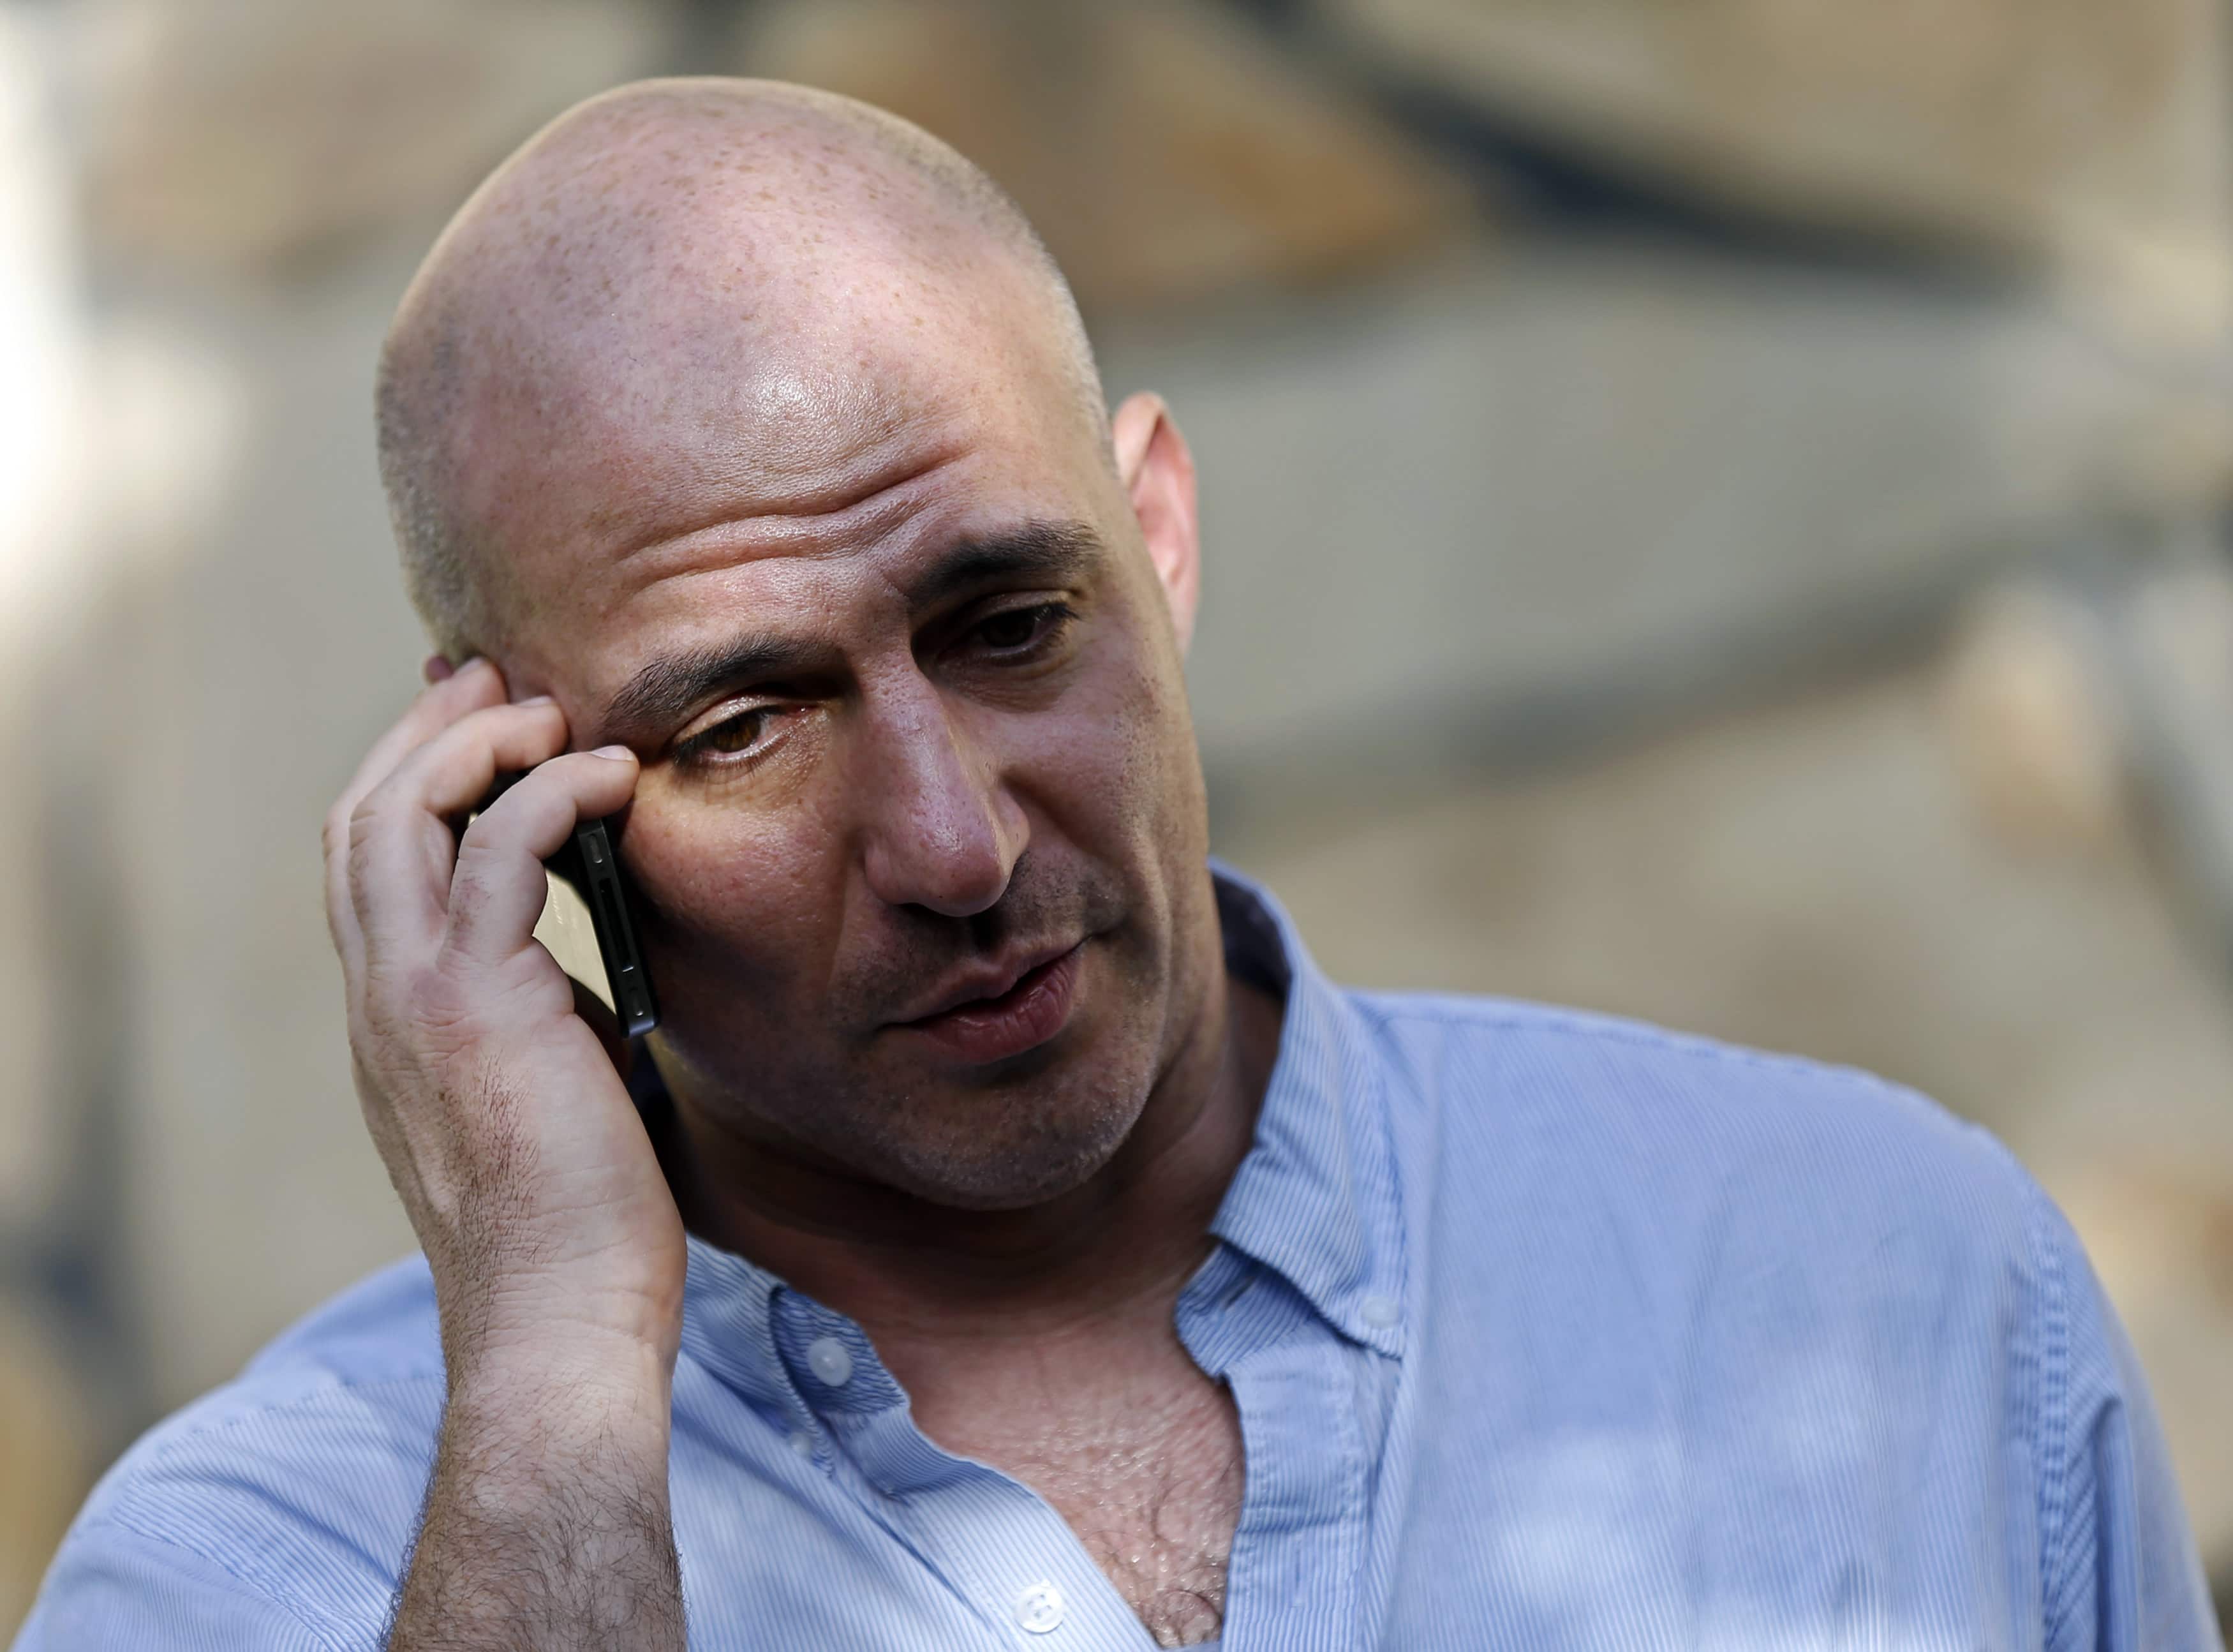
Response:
[1205,861,1409,1358]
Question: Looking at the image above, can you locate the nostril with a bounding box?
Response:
[866,824,1016,918]
[856,706,1027,914]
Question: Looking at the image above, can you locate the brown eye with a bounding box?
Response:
[979,605,1063,651]
[699,708,769,754]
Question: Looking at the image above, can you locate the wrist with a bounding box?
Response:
[440,1261,683,1375]
[443,1328,677,1453]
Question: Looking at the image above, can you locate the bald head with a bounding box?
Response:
[376,78,1108,660]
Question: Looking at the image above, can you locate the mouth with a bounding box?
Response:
[889,940,1087,1065]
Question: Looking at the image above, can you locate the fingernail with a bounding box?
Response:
[517,694,554,707]
[591,744,634,761]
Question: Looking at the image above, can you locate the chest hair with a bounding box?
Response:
[932,1366,1244,1647]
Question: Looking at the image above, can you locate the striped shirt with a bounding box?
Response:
[17,867,2221,1650]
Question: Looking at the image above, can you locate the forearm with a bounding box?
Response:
[329,669,689,1649]
[387,1351,684,1652]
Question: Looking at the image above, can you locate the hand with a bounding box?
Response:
[323,659,685,1395]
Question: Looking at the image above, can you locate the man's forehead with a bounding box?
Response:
[454,235,1074,572]
[515,347,960,544]
[476,304,1108,708]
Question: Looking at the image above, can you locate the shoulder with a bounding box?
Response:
[1348,985,2001,1157]
[1330,998,2218,1647]
[94,1251,446,1513]
[25,1257,444,1650]
[1344,991,2072,1486]
[1346,986,2045,1283]
[234,1249,444,1388]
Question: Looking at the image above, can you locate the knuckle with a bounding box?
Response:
[322,897,350,956]
[344,819,382,893]
[401,956,480,1038]
[449,833,507,904]
[455,811,553,893]
[455,808,501,856]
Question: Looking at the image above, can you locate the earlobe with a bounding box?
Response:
[1111,392,1201,655]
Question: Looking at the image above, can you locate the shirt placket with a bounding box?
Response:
[773,1291,1162,1651]
[1178,1247,1384,1652]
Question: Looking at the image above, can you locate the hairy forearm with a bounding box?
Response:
[387,1356,683,1652]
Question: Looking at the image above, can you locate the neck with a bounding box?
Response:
[655,960,1284,1354]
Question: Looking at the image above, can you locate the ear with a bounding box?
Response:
[1111,391,1201,655]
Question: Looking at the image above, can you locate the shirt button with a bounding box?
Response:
[806,1336,854,1387]
[1014,1581,1065,1634]
[1360,1293,1401,1329]
[787,1431,814,1458]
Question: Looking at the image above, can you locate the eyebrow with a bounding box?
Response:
[897,519,1104,612]
[598,519,1106,736]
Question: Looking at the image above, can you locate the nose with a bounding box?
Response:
[856,677,1028,918]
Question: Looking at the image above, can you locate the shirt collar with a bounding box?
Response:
[661,860,1409,1408]
[1204,860,1409,1358]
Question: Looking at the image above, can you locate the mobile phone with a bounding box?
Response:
[475,771,659,1038]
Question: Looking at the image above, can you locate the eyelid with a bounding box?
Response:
[667,701,794,773]
[972,597,1076,635]
[672,693,784,748]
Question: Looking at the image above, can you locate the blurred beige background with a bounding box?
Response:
[4,0,2233,1633]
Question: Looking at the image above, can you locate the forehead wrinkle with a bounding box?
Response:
[593,450,970,656]
[606,422,968,567]
[471,318,936,535]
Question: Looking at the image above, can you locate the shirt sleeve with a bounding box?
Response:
[12,1518,351,1652]
[2031,1188,2223,1652]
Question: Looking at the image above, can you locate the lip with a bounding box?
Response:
[889,940,1086,1064]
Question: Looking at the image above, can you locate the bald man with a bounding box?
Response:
[17,80,2221,1652]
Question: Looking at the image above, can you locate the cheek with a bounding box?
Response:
[1013,623,1199,870]
[623,785,850,987]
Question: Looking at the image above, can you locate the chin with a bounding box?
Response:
[863,1069,1150,1212]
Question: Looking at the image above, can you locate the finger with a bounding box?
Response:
[337,658,505,823]
[368,697,572,826]
[446,748,640,965]
[345,701,575,956]
[325,662,509,951]
[423,653,456,685]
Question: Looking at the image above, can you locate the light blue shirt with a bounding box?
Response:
[18,869,2220,1650]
